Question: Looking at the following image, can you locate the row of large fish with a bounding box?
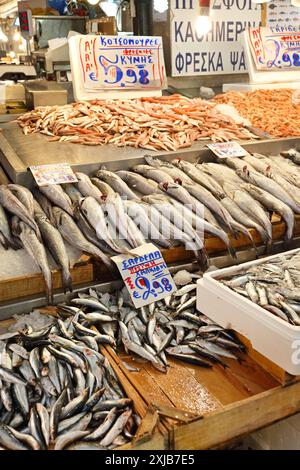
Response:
[1,148,300,302]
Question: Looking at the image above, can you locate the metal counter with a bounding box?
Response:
[0,121,300,187]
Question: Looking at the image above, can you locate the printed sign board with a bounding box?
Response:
[171,0,262,76]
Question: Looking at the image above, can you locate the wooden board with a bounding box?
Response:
[101,343,300,450]
[0,256,94,303]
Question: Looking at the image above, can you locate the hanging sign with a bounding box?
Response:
[170,0,262,76]
[29,163,78,186]
[112,243,177,308]
[207,142,249,158]
[247,26,300,71]
[75,35,167,91]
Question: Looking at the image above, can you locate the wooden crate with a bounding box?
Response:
[0,311,168,451]
[103,343,300,450]
[0,255,94,303]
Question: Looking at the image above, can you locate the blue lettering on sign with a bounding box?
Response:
[134,275,173,301]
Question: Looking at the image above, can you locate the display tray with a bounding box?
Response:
[0,310,168,451]
[2,269,300,450]
[0,122,300,186]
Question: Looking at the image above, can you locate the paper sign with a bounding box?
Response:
[77,35,167,91]
[112,243,177,308]
[247,26,300,71]
[30,163,78,186]
[207,142,249,159]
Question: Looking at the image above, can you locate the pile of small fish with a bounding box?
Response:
[214,89,300,138]
[16,95,256,151]
[219,250,300,326]
[0,314,138,450]
[56,270,245,372]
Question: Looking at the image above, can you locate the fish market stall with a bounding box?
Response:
[2,266,300,451]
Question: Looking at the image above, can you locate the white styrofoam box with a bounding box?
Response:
[197,248,300,375]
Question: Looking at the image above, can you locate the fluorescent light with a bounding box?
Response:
[154,0,169,13]
[88,0,100,4]
[195,15,212,35]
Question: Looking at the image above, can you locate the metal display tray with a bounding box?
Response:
[0,121,299,187]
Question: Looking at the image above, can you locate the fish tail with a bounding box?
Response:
[195,247,209,272]
[62,269,73,294]
[246,229,258,256]
[0,232,9,250]
[227,243,237,260]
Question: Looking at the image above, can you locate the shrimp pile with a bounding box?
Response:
[214,89,300,138]
[17,94,255,151]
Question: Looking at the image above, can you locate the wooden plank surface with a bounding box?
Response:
[0,259,94,302]
[172,379,300,450]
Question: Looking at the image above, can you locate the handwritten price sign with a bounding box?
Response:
[247,27,300,71]
[112,243,176,308]
[78,35,167,91]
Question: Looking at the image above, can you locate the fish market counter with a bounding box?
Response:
[0,121,300,187]
[2,296,300,451]
[2,265,300,451]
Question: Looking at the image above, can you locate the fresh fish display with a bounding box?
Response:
[0,313,137,450]
[218,249,300,326]
[214,89,300,138]
[17,96,255,151]
[55,270,244,372]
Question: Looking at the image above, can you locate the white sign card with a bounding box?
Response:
[70,34,166,92]
[170,0,262,76]
[112,243,177,308]
[30,163,78,186]
[247,26,300,71]
[207,142,249,158]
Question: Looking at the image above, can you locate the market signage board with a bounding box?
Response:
[29,163,78,186]
[207,142,248,158]
[266,0,300,32]
[247,27,300,71]
[112,243,177,308]
[69,34,167,101]
[170,0,262,76]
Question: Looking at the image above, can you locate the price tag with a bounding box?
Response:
[112,243,177,308]
[207,142,249,159]
[75,35,167,91]
[29,163,78,186]
[247,27,300,71]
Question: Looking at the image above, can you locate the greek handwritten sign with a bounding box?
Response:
[247,26,300,71]
[78,35,167,91]
[207,142,249,158]
[112,243,177,308]
[29,163,77,186]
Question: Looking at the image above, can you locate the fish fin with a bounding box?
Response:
[195,247,209,272]
[0,232,10,250]
[227,243,237,260]
[62,269,73,294]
